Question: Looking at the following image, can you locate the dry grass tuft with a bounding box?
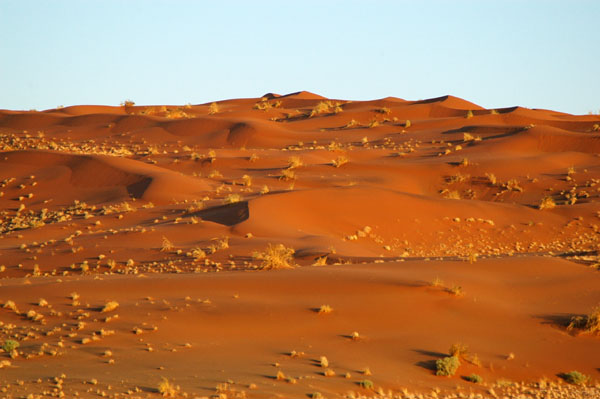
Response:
[331,155,348,168]
[539,196,556,210]
[101,301,119,313]
[158,378,177,397]
[449,343,469,359]
[208,102,219,115]
[319,356,329,368]
[161,236,174,252]
[568,304,600,335]
[253,244,296,270]
[279,168,296,181]
[224,193,242,204]
[318,304,333,314]
[309,101,343,117]
[287,156,303,169]
[343,119,360,129]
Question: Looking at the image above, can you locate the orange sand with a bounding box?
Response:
[0,93,599,398]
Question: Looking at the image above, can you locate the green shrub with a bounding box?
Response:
[358,379,374,389]
[561,371,589,385]
[436,356,460,376]
[2,339,19,353]
[464,374,483,383]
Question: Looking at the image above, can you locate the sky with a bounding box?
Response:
[1,1,599,114]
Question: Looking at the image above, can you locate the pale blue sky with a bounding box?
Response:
[1,1,599,114]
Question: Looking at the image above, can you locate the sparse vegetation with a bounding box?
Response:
[287,156,303,169]
[358,379,374,389]
[2,339,19,353]
[539,196,556,210]
[309,101,343,117]
[224,193,242,204]
[567,304,600,334]
[332,155,348,168]
[208,102,219,115]
[101,301,119,312]
[449,343,469,358]
[158,377,177,397]
[317,304,333,314]
[464,374,483,383]
[253,244,295,269]
[436,355,460,376]
[161,236,174,252]
[561,371,589,385]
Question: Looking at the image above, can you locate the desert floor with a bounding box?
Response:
[1,92,599,398]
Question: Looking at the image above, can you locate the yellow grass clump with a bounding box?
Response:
[287,156,303,169]
[253,244,296,270]
[539,196,556,210]
[208,102,219,115]
[332,155,348,168]
[224,193,242,204]
[101,301,119,313]
[309,101,343,117]
[158,378,177,397]
[160,236,173,252]
[568,304,600,335]
[318,304,333,314]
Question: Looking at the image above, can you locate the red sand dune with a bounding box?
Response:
[0,94,599,398]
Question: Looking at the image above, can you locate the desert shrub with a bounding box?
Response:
[287,156,303,169]
[121,100,135,107]
[538,196,556,210]
[464,374,483,383]
[358,379,374,389]
[561,371,589,385]
[208,102,219,115]
[332,155,348,168]
[436,356,460,376]
[253,244,295,269]
[158,377,176,397]
[449,343,468,358]
[568,305,600,334]
[224,193,242,204]
[101,301,119,312]
[2,340,19,353]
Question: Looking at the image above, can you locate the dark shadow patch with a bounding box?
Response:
[534,313,578,332]
[127,176,152,199]
[412,348,446,373]
[412,349,447,358]
[191,201,249,226]
[415,360,438,371]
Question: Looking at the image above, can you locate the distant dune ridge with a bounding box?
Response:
[0,92,599,398]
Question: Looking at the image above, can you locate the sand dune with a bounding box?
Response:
[1,93,599,398]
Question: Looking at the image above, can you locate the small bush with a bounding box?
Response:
[449,343,468,358]
[253,244,295,269]
[158,377,176,397]
[539,196,556,210]
[101,301,119,313]
[436,356,460,376]
[208,102,219,115]
[464,374,483,383]
[2,340,19,353]
[332,155,348,168]
[568,305,600,334]
[358,379,374,389]
[561,371,589,385]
